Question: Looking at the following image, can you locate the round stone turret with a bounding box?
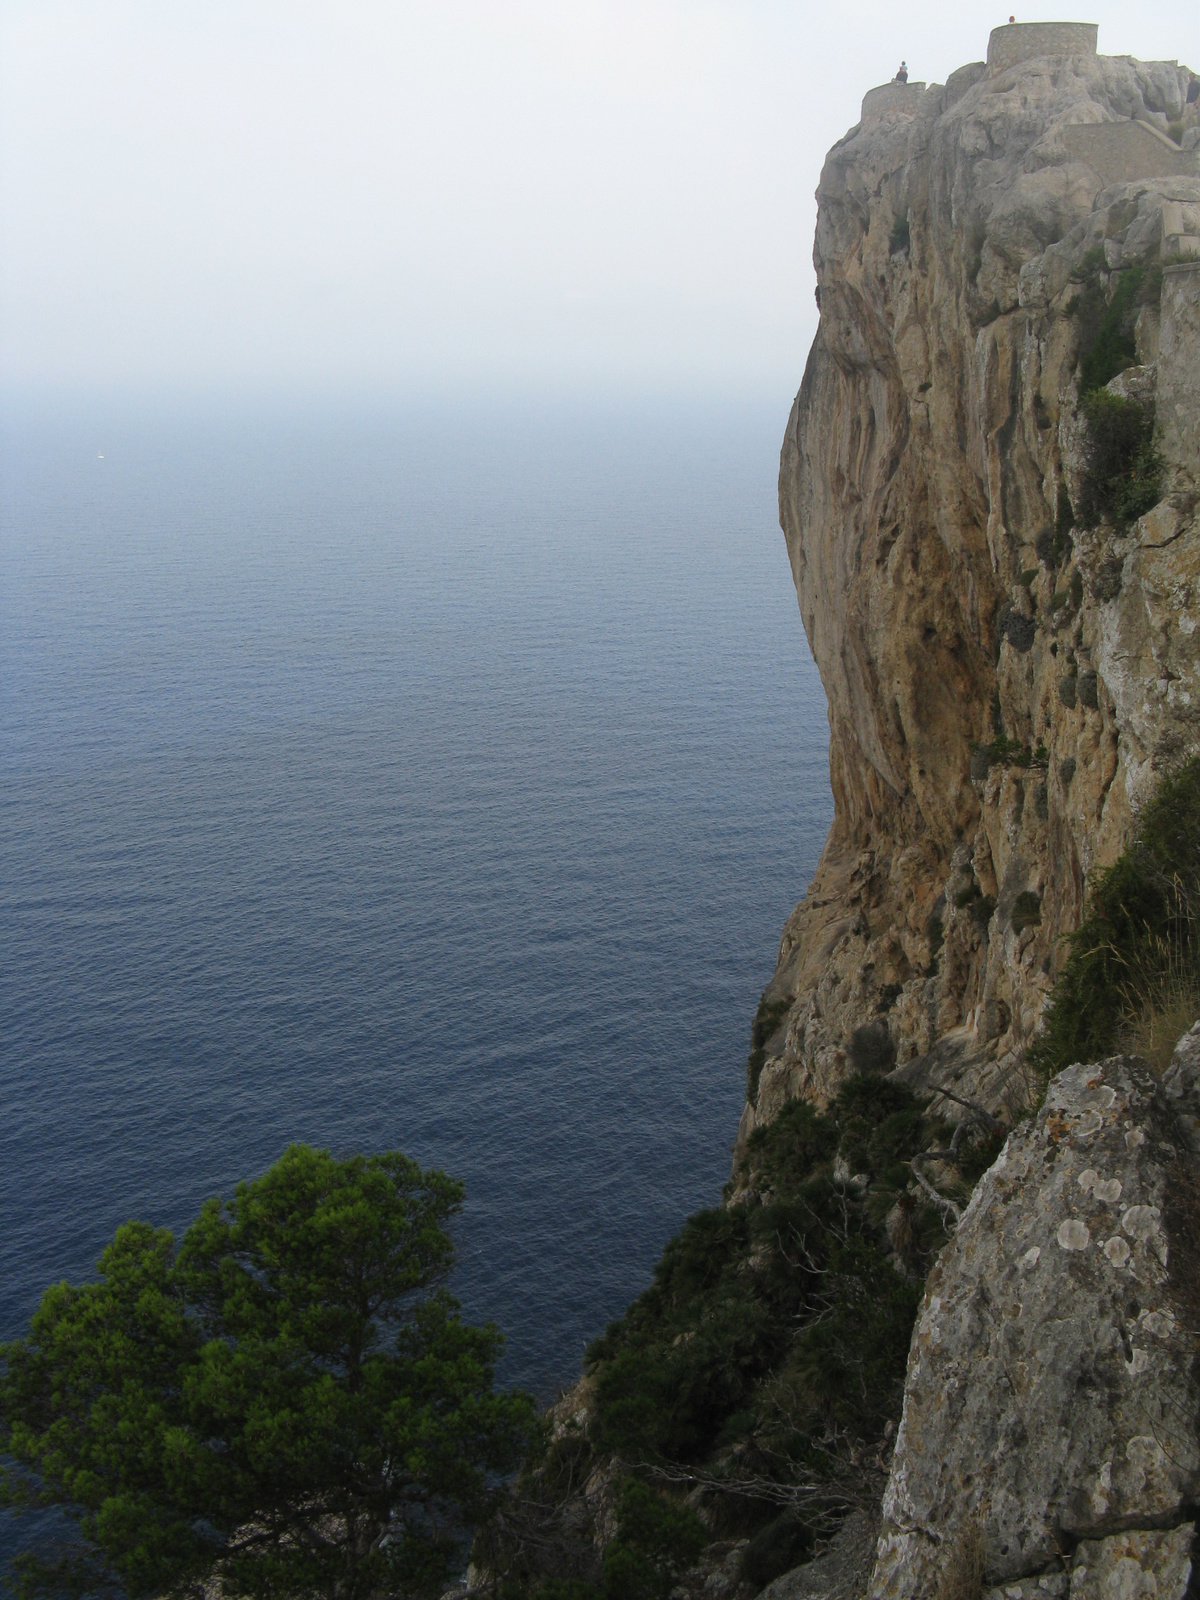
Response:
[860,81,928,124]
[986,20,1098,72]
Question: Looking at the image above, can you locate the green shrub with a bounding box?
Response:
[585,1075,953,1480]
[1028,756,1200,1082]
[1077,389,1162,529]
[847,1020,896,1073]
[746,994,794,1102]
[601,1481,706,1600]
[1075,261,1144,394]
[969,894,996,934]
[740,1513,814,1587]
[970,734,1044,771]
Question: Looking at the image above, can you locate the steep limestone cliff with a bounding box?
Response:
[741,32,1200,1150]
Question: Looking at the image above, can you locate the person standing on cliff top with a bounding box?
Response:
[895,61,908,81]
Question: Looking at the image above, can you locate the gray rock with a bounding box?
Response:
[869,1054,1200,1598]
[982,1577,1067,1600]
[1068,1524,1193,1599]
[761,1511,878,1600]
[1161,1019,1200,1155]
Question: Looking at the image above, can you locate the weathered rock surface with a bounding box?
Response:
[1067,1525,1194,1600]
[740,32,1200,1153]
[758,1511,878,1600]
[868,1053,1200,1598]
[1162,1019,1200,1153]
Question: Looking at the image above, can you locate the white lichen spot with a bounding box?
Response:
[1078,1168,1099,1193]
[1022,1246,1042,1269]
[1126,1127,1145,1149]
[1094,1178,1122,1203]
[1125,1346,1150,1375]
[1090,1458,1112,1515]
[1080,1084,1117,1109]
[1073,1110,1103,1140]
[1138,1307,1176,1338]
[1057,1218,1091,1251]
[1104,1235,1132,1267]
[1109,1556,1149,1594]
[1127,1434,1167,1470]
[1121,1204,1161,1242]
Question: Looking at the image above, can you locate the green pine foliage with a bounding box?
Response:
[0,1146,535,1600]
[1028,756,1200,1082]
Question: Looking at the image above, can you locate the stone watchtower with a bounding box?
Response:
[984,19,1098,72]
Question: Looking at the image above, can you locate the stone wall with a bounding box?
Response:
[986,21,1098,73]
[860,82,928,124]
[1061,120,1198,185]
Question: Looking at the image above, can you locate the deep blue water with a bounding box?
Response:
[0,394,831,1407]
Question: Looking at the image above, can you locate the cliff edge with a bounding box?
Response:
[740,28,1200,1154]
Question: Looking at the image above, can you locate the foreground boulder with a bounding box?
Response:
[870,1050,1200,1598]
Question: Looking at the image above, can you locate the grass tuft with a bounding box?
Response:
[936,1520,984,1600]
[1028,757,1200,1083]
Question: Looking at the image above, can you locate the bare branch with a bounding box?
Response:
[909,1155,963,1225]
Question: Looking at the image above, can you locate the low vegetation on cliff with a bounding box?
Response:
[1030,756,1200,1080]
[485,1072,1010,1598]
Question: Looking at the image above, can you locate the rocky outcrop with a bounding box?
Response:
[759,1512,878,1600]
[741,31,1200,1151]
[868,1043,1200,1598]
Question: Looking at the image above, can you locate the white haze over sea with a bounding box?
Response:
[1,0,1196,403]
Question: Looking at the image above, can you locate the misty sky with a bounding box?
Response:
[1,0,1196,401]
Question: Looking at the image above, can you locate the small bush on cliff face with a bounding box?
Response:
[936,1520,984,1600]
[740,1513,814,1588]
[600,1480,706,1600]
[746,993,794,1102]
[1073,259,1147,394]
[847,1020,896,1073]
[1077,390,1163,530]
[1028,756,1200,1082]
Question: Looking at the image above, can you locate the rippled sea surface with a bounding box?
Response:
[0,394,831,1408]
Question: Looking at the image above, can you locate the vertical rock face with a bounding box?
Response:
[744,40,1200,1147]
[870,1050,1200,1596]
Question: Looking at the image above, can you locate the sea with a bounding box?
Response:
[0,392,830,1449]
